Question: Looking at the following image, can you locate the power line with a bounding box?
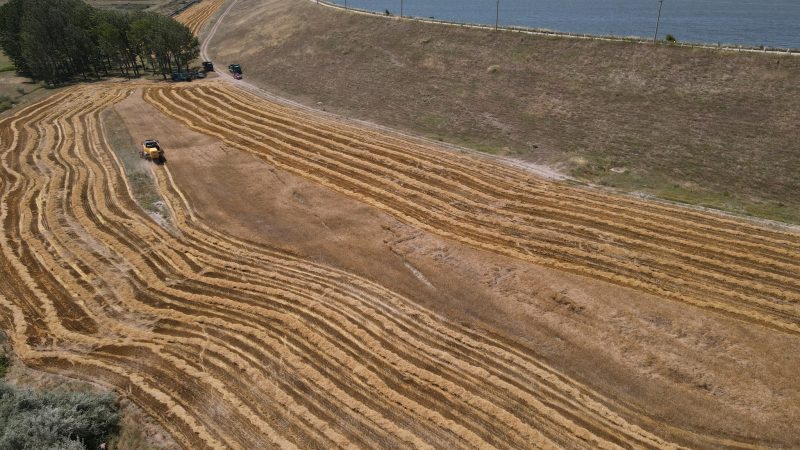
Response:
[653,0,664,43]
[495,0,500,30]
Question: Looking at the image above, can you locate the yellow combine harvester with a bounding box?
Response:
[140,139,164,163]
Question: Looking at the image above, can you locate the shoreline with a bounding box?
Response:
[311,0,800,55]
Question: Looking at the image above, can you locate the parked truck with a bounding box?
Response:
[171,71,192,82]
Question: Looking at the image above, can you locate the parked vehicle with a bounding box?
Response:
[202,61,214,72]
[228,63,242,74]
[171,71,192,82]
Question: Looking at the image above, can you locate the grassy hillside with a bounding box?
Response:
[0,0,184,12]
[0,52,13,72]
[209,0,800,223]
[0,51,49,115]
[86,0,186,14]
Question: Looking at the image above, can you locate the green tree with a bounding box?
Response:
[130,13,198,78]
[0,0,28,75]
[0,0,198,83]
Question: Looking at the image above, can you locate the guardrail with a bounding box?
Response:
[310,0,800,56]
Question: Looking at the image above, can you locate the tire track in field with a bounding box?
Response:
[1,82,713,448]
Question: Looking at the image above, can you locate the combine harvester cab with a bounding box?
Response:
[141,139,164,163]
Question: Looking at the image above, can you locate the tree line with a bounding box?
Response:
[0,0,199,84]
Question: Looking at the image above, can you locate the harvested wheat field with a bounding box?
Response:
[0,0,798,448]
[145,82,800,336]
[1,79,799,449]
[175,0,226,35]
[0,82,685,449]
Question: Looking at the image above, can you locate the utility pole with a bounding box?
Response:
[400,0,403,17]
[653,0,664,43]
[495,0,500,30]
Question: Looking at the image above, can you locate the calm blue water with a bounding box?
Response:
[329,0,800,49]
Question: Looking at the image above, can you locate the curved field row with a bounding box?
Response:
[141,82,800,336]
[0,83,717,448]
[175,0,226,35]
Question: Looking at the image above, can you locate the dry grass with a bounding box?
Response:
[0,0,172,11]
[0,52,13,73]
[208,0,800,223]
[86,0,186,14]
[0,51,55,117]
[0,74,49,116]
[0,0,178,10]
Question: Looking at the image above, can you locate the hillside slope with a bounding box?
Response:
[207,0,800,223]
[1,2,798,448]
[3,77,800,449]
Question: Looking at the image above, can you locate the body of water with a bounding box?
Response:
[328,0,800,49]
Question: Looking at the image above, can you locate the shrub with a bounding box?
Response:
[665,34,677,42]
[0,381,120,449]
[0,96,11,113]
